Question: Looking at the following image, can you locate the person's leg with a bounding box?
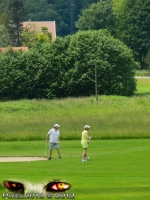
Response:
[84,149,89,160]
[81,142,88,162]
[82,148,87,161]
[48,143,53,160]
[55,143,61,158]
[50,149,52,157]
[85,148,87,158]
[57,148,61,158]
[48,150,52,160]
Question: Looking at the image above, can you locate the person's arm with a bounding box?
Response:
[57,131,60,142]
[46,132,50,143]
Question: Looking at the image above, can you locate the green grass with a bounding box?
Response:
[135,70,150,77]
[1,140,150,199]
[0,78,150,199]
[0,77,150,141]
[135,77,150,95]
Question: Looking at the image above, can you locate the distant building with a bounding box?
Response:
[0,46,28,53]
[22,21,56,41]
[0,21,56,52]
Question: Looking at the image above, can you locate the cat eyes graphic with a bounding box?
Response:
[44,181,71,192]
[3,180,71,194]
[4,181,24,194]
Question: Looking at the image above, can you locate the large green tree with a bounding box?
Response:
[0,25,10,47]
[0,1,10,30]
[0,13,10,31]
[63,30,136,97]
[8,0,27,46]
[76,0,115,35]
[114,0,150,69]
[0,0,9,15]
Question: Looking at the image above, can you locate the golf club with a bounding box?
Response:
[88,136,92,141]
[44,143,48,156]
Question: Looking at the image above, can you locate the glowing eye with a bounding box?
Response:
[4,181,24,194]
[45,181,71,192]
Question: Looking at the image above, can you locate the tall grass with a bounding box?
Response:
[135,70,150,76]
[0,78,150,141]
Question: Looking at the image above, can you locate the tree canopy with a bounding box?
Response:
[76,0,115,35]
[24,0,98,36]
[0,25,10,47]
[0,30,136,100]
[8,0,27,46]
[0,0,150,69]
[76,0,150,69]
[113,0,150,69]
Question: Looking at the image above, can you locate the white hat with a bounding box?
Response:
[84,125,90,129]
[54,124,60,128]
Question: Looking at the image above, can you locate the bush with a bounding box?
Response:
[0,30,136,100]
[63,30,136,96]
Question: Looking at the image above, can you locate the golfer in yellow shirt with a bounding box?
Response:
[81,125,90,162]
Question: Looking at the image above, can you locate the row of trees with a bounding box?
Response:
[0,30,136,100]
[24,0,98,36]
[0,0,27,46]
[77,0,150,69]
[0,0,98,37]
[0,0,150,68]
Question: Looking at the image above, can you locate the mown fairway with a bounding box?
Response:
[0,140,150,200]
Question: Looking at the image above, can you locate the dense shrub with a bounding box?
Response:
[63,30,136,96]
[0,30,136,100]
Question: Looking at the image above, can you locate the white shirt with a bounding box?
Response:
[48,128,60,143]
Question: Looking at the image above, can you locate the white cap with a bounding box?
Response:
[54,124,60,128]
[84,125,90,129]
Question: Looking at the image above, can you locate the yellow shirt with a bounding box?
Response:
[81,130,88,142]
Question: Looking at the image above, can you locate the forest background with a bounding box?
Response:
[0,0,150,100]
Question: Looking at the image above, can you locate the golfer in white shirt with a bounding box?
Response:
[46,124,61,160]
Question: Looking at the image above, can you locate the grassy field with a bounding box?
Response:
[1,140,150,200]
[135,70,150,77]
[0,77,150,199]
[135,77,150,95]
[0,77,150,141]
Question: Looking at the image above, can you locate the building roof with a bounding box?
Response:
[0,47,28,53]
[22,21,56,40]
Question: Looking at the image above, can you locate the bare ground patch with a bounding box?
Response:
[0,156,47,162]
